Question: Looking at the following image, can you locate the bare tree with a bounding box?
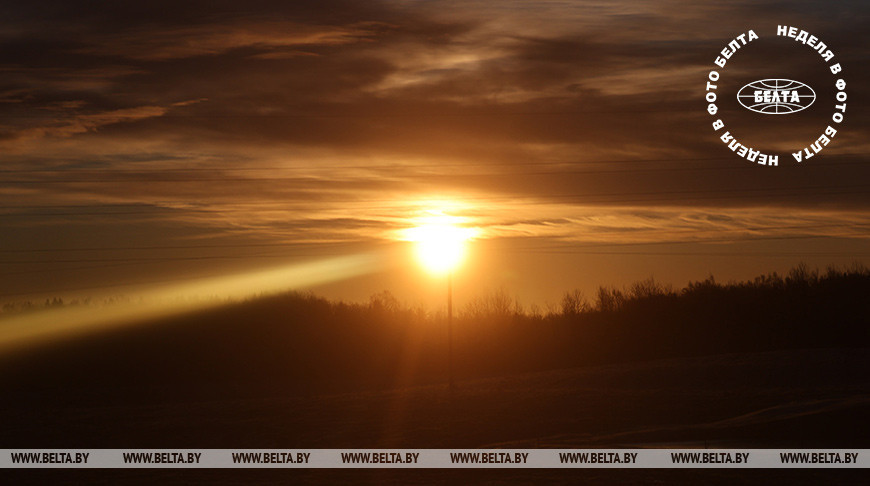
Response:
[560,289,589,316]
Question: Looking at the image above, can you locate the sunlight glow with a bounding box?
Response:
[402,211,477,274]
[0,254,379,352]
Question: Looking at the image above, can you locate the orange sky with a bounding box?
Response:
[1,0,869,311]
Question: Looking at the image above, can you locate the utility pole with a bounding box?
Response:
[447,270,454,390]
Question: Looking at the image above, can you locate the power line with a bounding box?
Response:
[0,155,742,173]
[2,184,869,211]
[0,152,867,185]
[0,108,715,120]
[0,153,866,175]
[0,233,866,275]
[504,234,870,251]
[506,250,870,256]
[2,162,869,183]
[0,252,328,265]
[0,222,864,254]
[1,190,867,218]
[0,241,335,253]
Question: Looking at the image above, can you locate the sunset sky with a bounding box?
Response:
[2,0,869,311]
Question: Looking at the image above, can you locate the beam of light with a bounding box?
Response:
[0,253,380,352]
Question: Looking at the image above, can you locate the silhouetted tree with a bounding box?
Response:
[628,277,671,300]
[560,289,590,316]
[595,285,625,312]
[462,288,515,320]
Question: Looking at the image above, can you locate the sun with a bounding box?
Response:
[412,224,468,274]
[402,212,476,274]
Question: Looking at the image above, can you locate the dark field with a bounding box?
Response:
[3,348,869,449]
[2,271,868,484]
[3,347,868,484]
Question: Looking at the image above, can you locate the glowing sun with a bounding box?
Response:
[402,213,477,274]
